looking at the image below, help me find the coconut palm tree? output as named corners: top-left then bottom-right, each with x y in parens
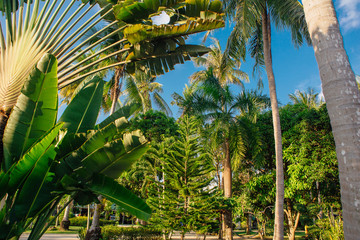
top-left (124, 70), bottom-right (172, 116)
top-left (171, 84), bottom-right (199, 117)
top-left (221, 1), bottom-right (310, 238)
top-left (302, 1), bottom-right (360, 238)
top-left (191, 38), bottom-right (248, 88)
top-left (189, 38), bottom-right (247, 239)
top-left (188, 69), bottom-right (268, 239)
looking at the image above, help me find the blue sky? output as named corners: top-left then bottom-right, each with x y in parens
top-left (153, 0), bottom-right (360, 118)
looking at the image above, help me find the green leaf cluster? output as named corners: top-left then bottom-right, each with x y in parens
top-left (146, 116), bottom-right (218, 237)
top-left (0, 54), bottom-right (150, 240)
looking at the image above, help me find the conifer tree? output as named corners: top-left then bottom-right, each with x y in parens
top-left (147, 116), bottom-right (217, 239)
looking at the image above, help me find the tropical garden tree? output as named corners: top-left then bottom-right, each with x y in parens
top-left (125, 70), bottom-right (172, 116)
top-left (190, 38), bottom-right (248, 87)
top-left (171, 84), bottom-right (200, 117)
top-left (281, 101), bottom-right (339, 240)
top-left (222, 0), bottom-right (310, 237)
top-left (147, 116), bottom-right (216, 239)
top-left (185, 68), bottom-right (269, 239)
top-left (302, 2), bottom-right (360, 238)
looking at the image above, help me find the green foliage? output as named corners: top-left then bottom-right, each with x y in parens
top-left (3, 54), bottom-right (58, 171)
top-left (0, 54), bottom-right (150, 240)
top-left (308, 214), bottom-right (344, 240)
top-left (130, 110), bottom-right (179, 142)
top-left (283, 104), bottom-right (339, 204)
top-left (114, 0), bottom-right (225, 77)
top-left (101, 226), bottom-right (162, 240)
top-left (68, 217), bottom-right (116, 227)
top-left (146, 116), bottom-right (217, 237)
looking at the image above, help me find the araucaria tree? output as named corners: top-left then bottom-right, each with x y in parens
top-left (222, 0), bottom-right (310, 238)
top-left (302, 0), bottom-right (360, 238)
top-left (147, 116), bottom-right (216, 239)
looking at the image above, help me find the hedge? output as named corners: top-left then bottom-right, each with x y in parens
top-left (69, 216), bottom-right (117, 227)
top-left (101, 226), bottom-right (162, 240)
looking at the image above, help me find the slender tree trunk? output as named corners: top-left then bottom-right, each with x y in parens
top-left (60, 198), bottom-right (73, 231)
top-left (246, 213), bottom-right (252, 234)
top-left (302, 1), bottom-right (360, 239)
top-left (86, 71), bottom-right (123, 239)
top-left (223, 138), bottom-right (233, 240)
top-left (55, 204), bottom-right (60, 227)
top-left (110, 66), bottom-right (124, 114)
top-left (85, 202), bottom-right (103, 240)
top-left (284, 202), bottom-right (300, 240)
top-left (261, 7), bottom-right (284, 240)
top-left (87, 204), bottom-right (91, 230)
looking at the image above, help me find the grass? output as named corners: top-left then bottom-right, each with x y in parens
top-left (25, 226), bottom-right (83, 234)
top-left (235, 229), bottom-right (307, 239)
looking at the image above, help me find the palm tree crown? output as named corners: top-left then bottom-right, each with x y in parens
top-left (124, 70), bottom-right (172, 116)
top-left (190, 38), bottom-right (248, 88)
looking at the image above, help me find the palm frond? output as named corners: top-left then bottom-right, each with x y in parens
top-left (153, 92), bottom-right (172, 117)
top-left (267, 0), bottom-right (311, 47)
top-left (0, 0), bottom-right (118, 111)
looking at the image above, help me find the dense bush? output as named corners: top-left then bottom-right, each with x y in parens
top-left (101, 226), bottom-right (162, 240)
top-left (69, 217), bottom-right (117, 227)
top-left (307, 215), bottom-right (344, 240)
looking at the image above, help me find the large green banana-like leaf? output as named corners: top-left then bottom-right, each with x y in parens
top-left (113, 0), bottom-right (182, 24)
top-left (59, 76), bottom-right (104, 134)
top-left (82, 134), bottom-right (148, 179)
top-left (113, 0), bottom-right (222, 24)
top-left (128, 44), bottom-right (211, 75)
top-left (56, 118), bottom-right (131, 178)
top-left (178, 0), bottom-right (222, 19)
top-left (88, 174), bottom-right (151, 220)
top-left (124, 18), bottom-right (224, 44)
top-left (54, 131), bottom-right (89, 161)
top-left (0, 123), bottom-right (63, 199)
top-left (0, 171), bottom-right (8, 199)
top-left (74, 131), bottom-right (148, 180)
top-left (3, 54), bottom-right (58, 171)
top-left (96, 102), bottom-right (141, 130)
top-left (10, 146), bottom-right (57, 222)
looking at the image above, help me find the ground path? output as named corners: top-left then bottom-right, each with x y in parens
top-left (20, 231), bottom-right (259, 240)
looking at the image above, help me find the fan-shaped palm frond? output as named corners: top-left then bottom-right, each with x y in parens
top-left (0, 0), bottom-right (125, 111)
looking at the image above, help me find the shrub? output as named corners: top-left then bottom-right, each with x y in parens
top-left (78, 227), bottom-right (87, 240)
top-left (101, 226), bottom-right (162, 240)
top-left (307, 215), bottom-right (344, 240)
top-left (69, 217), bottom-right (117, 227)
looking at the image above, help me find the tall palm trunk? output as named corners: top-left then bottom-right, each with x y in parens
top-left (302, 1), bottom-right (360, 238)
top-left (60, 198), bottom-right (73, 230)
top-left (261, 7), bottom-right (284, 240)
top-left (85, 202), bottom-right (103, 240)
top-left (110, 66), bottom-right (124, 113)
top-left (223, 138), bottom-right (233, 240)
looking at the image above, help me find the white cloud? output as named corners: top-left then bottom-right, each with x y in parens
top-left (151, 11), bottom-right (170, 26)
top-left (337, 0), bottom-right (360, 31)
